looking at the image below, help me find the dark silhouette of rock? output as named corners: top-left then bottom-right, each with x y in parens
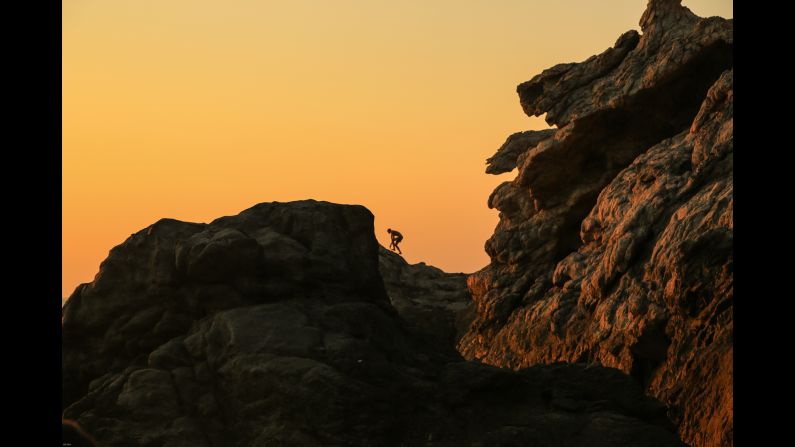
top-left (63, 200), bottom-right (684, 446)
top-left (461, 1), bottom-right (732, 446)
top-left (378, 246), bottom-right (473, 356)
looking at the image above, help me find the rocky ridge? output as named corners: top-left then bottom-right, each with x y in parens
top-left (378, 246), bottom-right (474, 356)
top-left (460, 1), bottom-right (732, 446)
top-left (62, 200), bottom-right (685, 447)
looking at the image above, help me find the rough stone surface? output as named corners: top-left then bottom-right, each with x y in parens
top-left (378, 246), bottom-right (473, 356)
top-left (486, 129), bottom-right (557, 175)
top-left (63, 200), bottom-right (684, 447)
top-left (463, 2), bottom-right (732, 446)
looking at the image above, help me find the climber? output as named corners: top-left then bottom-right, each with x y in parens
top-left (387, 228), bottom-right (403, 254)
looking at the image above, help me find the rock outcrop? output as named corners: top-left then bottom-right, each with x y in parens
top-left (63, 200), bottom-right (685, 446)
top-left (460, 1), bottom-right (732, 446)
top-left (378, 246), bottom-right (473, 356)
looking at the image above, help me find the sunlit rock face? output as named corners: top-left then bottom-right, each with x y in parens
top-left (63, 200), bottom-right (686, 447)
top-left (461, 1), bottom-right (732, 446)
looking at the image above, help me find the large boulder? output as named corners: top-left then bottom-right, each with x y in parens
top-left (63, 200), bottom-right (684, 446)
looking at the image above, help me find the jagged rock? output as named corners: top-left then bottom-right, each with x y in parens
top-left (517, 1), bottom-right (731, 128)
top-left (63, 200), bottom-right (684, 446)
top-left (486, 129), bottom-right (556, 175)
top-left (378, 246), bottom-right (473, 356)
top-left (463, 2), bottom-right (732, 446)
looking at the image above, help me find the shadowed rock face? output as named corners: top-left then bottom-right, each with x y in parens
top-left (63, 200), bottom-right (684, 447)
top-left (462, 1), bottom-right (732, 446)
top-left (378, 246), bottom-right (474, 357)
top-left (486, 129), bottom-right (557, 175)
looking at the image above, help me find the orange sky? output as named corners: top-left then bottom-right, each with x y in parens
top-left (62, 0), bottom-right (733, 298)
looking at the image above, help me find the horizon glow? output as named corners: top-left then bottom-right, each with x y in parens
top-left (62, 0), bottom-right (733, 298)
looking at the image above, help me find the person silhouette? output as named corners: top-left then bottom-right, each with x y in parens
top-left (387, 228), bottom-right (403, 254)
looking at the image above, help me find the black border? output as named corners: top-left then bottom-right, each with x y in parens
top-left (12, 0), bottom-right (62, 444)
top-left (41, 1), bottom-right (761, 445)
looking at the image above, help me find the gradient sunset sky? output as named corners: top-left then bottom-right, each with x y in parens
top-left (63, 0), bottom-right (733, 298)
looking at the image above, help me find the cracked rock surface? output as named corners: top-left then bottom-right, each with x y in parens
top-left (461, 1), bottom-right (732, 446)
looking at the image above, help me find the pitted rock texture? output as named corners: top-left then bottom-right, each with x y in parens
top-left (63, 200), bottom-right (684, 447)
top-left (461, 2), bottom-right (732, 446)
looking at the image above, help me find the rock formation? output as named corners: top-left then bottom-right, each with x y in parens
top-left (378, 246), bottom-right (473, 356)
top-left (461, 1), bottom-right (732, 446)
top-left (63, 200), bottom-right (685, 446)
top-left (62, 1), bottom-right (733, 445)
